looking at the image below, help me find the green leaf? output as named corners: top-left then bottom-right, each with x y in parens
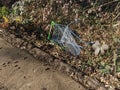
top-left (51, 21), bottom-right (55, 27)
top-left (0, 6), bottom-right (8, 17)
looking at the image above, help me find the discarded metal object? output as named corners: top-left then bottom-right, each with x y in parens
top-left (48, 20), bottom-right (93, 56)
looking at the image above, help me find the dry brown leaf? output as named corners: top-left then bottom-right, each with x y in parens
top-left (101, 44), bottom-right (109, 51)
top-left (92, 40), bottom-right (100, 50)
top-left (92, 41), bottom-right (109, 56)
top-left (95, 47), bottom-right (100, 56)
top-left (100, 47), bottom-right (105, 55)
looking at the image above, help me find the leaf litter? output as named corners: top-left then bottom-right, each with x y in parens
top-left (0, 0), bottom-right (120, 89)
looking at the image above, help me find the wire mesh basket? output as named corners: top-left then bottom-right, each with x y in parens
top-left (52, 23), bottom-right (81, 55)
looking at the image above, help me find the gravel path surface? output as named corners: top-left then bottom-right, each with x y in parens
top-left (0, 37), bottom-right (86, 90)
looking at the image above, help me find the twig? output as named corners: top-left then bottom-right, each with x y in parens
top-left (100, 0), bottom-right (119, 8)
top-left (113, 12), bottom-right (120, 21)
top-left (114, 1), bottom-right (120, 12)
top-left (85, 0), bottom-right (119, 12)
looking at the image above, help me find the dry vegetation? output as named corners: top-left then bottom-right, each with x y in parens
top-left (0, 0), bottom-right (120, 89)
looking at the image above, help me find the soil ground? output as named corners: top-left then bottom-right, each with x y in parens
top-left (0, 36), bottom-right (86, 90)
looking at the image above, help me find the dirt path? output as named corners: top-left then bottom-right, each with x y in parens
top-left (0, 36), bottom-right (86, 90)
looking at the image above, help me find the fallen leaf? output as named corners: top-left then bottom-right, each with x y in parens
top-left (100, 47), bottom-right (105, 55)
top-left (101, 44), bottom-right (109, 50)
top-left (95, 47), bottom-right (100, 56)
top-left (92, 40), bottom-right (100, 50)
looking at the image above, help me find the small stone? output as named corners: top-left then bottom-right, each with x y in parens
top-left (23, 57), bottom-right (27, 60)
top-left (23, 76), bottom-right (26, 79)
top-left (18, 67), bottom-right (21, 69)
top-left (97, 86), bottom-right (107, 90)
top-left (16, 38), bottom-right (24, 47)
top-left (7, 61), bottom-right (11, 64)
top-left (14, 61), bottom-right (19, 63)
top-left (41, 87), bottom-right (47, 90)
top-left (14, 65), bottom-right (18, 67)
top-left (20, 46), bottom-right (26, 50)
top-left (26, 44), bottom-right (33, 50)
top-left (9, 34), bottom-right (15, 39)
top-left (45, 67), bottom-right (50, 71)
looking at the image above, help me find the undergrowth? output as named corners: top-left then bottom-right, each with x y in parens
top-left (0, 0), bottom-right (120, 89)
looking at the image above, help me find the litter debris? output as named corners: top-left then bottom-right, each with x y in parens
top-left (48, 20), bottom-right (93, 56)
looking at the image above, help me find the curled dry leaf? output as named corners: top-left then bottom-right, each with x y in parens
top-left (95, 47), bottom-right (100, 56)
top-left (101, 43), bottom-right (109, 50)
top-left (92, 41), bottom-right (109, 56)
top-left (100, 47), bottom-right (105, 55)
top-left (92, 40), bottom-right (100, 50)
